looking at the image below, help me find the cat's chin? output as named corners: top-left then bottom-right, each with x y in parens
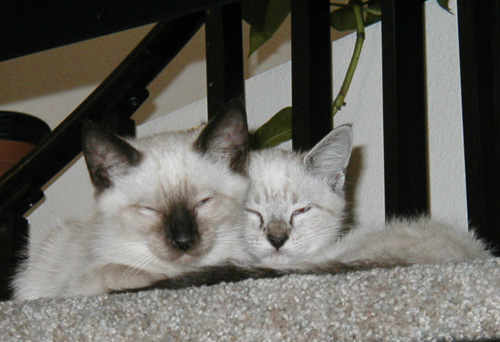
top-left (153, 244), bottom-right (211, 265)
top-left (168, 253), bottom-right (200, 265)
top-left (140, 253), bottom-right (206, 275)
top-left (258, 251), bottom-right (298, 267)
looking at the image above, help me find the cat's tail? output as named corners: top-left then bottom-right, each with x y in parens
top-left (118, 259), bottom-right (407, 293)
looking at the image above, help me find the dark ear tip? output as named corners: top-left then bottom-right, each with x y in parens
top-left (81, 122), bottom-right (105, 155)
top-left (229, 98), bottom-right (246, 112)
top-left (81, 121), bottom-right (105, 141)
top-left (218, 98), bottom-right (247, 119)
top-left (82, 120), bottom-right (99, 131)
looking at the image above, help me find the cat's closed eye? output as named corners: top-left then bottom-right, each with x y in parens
top-left (246, 209), bottom-right (264, 229)
top-left (290, 206), bottom-right (311, 225)
top-left (137, 206), bottom-right (161, 216)
top-left (194, 197), bottom-right (212, 210)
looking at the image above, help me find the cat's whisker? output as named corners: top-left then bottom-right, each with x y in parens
top-left (214, 235), bottom-right (244, 241)
top-left (92, 242), bottom-right (149, 253)
top-left (309, 231), bottom-right (340, 239)
top-left (216, 226), bottom-right (247, 233)
top-left (304, 233), bottom-right (339, 245)
top-left (216, 225), bottom-right (248, 233)
top-left (214, 232), bottom-right (238, 237)
top-left (107, 248), bottom-right (153, 276)
top-left (120, 252), bottom-right (158, 280)
top-left (213, 238), bottom-right (245, 245)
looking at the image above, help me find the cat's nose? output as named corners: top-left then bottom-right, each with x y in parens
top-left (165, 201), bottom-right (199, 252)
top-left (172, 236), bottom-right (196, 251)
top-left (267, 234), bottom-right (289, 250)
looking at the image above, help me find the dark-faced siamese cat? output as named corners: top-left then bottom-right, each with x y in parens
top-left (13, 102), bottom-right (254, 300)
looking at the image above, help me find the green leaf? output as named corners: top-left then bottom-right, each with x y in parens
top-left (243, 0), bottom-right (291, 56)
top-left (248, 26), bottom-right (270, 57)
top-left (436, 0), bottom-right (452, 14)
top-left (251, 106), bottom-right (292, 149)
top-left (365, 13), bottom-right (381, 27)
top-left (364, 0), bottom-right (382, 27)
top-left (330, 7), bottom-right (357, 31)
top-left (423, 0), bottom-right (452, 14)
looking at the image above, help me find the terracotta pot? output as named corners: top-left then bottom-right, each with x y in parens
top-left (0, 111), bottom-right (51, 176)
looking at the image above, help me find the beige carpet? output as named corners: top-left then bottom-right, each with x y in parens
top-left (1, 258), bottom-right (500, 342)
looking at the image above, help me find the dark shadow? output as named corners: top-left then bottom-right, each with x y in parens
top-left (132, 27), bottom-right (207, 124)
top-left (242, 17), bottom-right (291, 79)
top-left (0, 26), bottom-right (152, 105)
top-left (343, 145), bottom-right (364, 228)
top-left (242, 15), bottom-right (351, 79)
top-left (1, 18), bottom-right (350, 126)
top-left (0, 23), bottom-right (207, 125)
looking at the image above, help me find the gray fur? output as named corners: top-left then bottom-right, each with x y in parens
top-left (244, 125), bottom-right (493, 269)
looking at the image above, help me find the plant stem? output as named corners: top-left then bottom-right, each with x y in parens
top-left (330, 2), bottom-right (350, 8)
top-left (364, 8), bottom-right (381, 16)
top-left (332, 2), bottom-right (365, 116)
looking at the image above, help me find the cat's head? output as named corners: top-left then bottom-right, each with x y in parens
top-left (82, 101), bottom-right (251, 274)
top-left (244, 125), bottom-right (353, 266)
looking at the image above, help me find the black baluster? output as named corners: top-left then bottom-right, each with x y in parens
top-left (381, 0), bottom-right (428, 218)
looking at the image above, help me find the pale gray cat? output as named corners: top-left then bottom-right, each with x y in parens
top-left (13, 103), bottom-right (254, 300)
top-left (244, 125), bottom-right (492, 268)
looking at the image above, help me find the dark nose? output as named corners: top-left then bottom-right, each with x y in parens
top-left (267, 234), bottom-right (289, 250)
top-left (172, 236), bottom-right (196, 251)
top-left (165, 202), bottom-right (198, 252)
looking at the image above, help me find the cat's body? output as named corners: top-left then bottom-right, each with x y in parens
top-left (132, 125), bottom-right (492, 293)
top-left (329, 217), bottom-right (491, 264)
top-left (243, 126), bottom-right (492, 269)
top-left (150, 215), bottom-right (491, 291)
top-left (13, 103), bottom-right (254, 300)
top-left (15, 114), bottom-right (493, 299)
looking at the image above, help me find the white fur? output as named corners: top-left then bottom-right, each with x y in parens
top-left (244, 127), bottom-right (352, 267)
top-left (13, 129), bottom-right (252, 300)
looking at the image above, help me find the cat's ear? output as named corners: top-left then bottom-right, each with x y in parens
top-left (194, 100), bottom-right (249, 173)
top-left (82, 122), bottom-right (142, 191)
top-left (303, 125), bottom-right (353, 193)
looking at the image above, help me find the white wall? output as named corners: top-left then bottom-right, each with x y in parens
top-left (1, 1), bottom-right (467, 243)
top-left (425, 1), bottom-right (467, 223)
